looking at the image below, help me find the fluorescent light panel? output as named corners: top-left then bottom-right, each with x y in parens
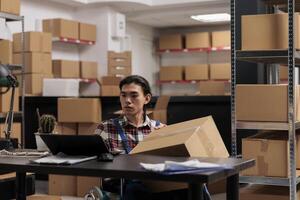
top-left (191, 13), bottom-right (230, 22)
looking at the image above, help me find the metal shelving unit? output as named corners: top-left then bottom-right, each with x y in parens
top-left (157, 46), bottom-right (230, 54)
top-left (52, 37), bottom-right (95, 45)
top-left (231, 0), bottom-right (298, 199)
top-left (0, 12), bottom-right (25, 148)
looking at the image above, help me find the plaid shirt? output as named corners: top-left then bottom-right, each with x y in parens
top-left (95, 116), bottom-right (159, 153)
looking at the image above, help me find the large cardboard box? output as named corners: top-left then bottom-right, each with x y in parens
top-left (43, 78), bottom-right (79, 97)
top-left (13, 32), bottom-right (41, 53)
top-left (79, 23), bottom-right (96, 42)
top-left (148, 96), bottom-right (170, 124)
top-left (242, 13), bottom-right (300, 50)
top-left (48, 175), bottom-right (77, 196)
top-left (101, 85), bottom-right (120, 96)
top-left (108, 51), bottom-right (131, 60)
top-left (0, 123), bottom-right (21, 143)
top-left (210, 63), bottom-right (231, 80)
top-left (185, 32), bottom-right (211, 49)
top-left (159, 34), bottom-right (183, 50)
top-left (240, 185), bottom-right (300, 200)
top-left (13, 52), bottom-right (43, 73)
top-left (280, 66), bottom-right (288, 80)
top-left (53, 60), bottom-right (80, 78)
top-left (108, 58), bottom-right (131, 68)
top-left (25, 74), bottom-right (53, 95)
top-left (55, 123), bottom-right (77, 135)
top-left (43, 18), bottom-right (79, 39)
top-left (58, 98), bottom-right (101, 123)
top-left (0, 40), bottom-right (12, 64)
top-left (101, 76), bottom-right (122, 85)
top-left (242, 131), bottom-right (300, 177)
top-left (185, 64), bottom-right (209, 80)
top-left (77, 176), bottom-right (101, 197)
top-left (236, 84), bottom-right (300, 122)
top-left (0, 0), bottom-right (20, 15)
top-left (160, 66), bottom-right (183, 81)
top-left (199, 81), bottom-right (227, 95)
top-left (0, 87), bottom-right (19, 112)
top-left (41, 32), bottom-right (52, 53)
top-left (212, 31), bottom-right (230, 47)
top-left (78, 123), bottom-right (98, 135)
top-left (80, 61), bottom-right (98, 79)
top-left (108, 66), bottom-right (131, 77)
top-left (41, 53), bottom-right (52, 74)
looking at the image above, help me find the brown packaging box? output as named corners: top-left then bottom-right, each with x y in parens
top-left (79, 23), bottom-right (96, 42)
top-left (236, 84), bottom-right (300, 122)
top-left (0, 40), bottom-right (12, 64)
top-left (185, 64), bottom-right (209, 80)
top-left (13, 52), bottom-right (43, 73)
top-left (41, 32), bottom-right (52, 53)
top-left (48, 175), bottom-right (77, 196)
top-left (212, 31), bottom-right (230, 47)
top-left (24, 74), bottom-right (43, 95)
top-left (0, 123), bottom-right (21, 143)
top-left (41, 53), bottom-right (52, 74)
top-left (131, 116), bottom-right (229, 192)
top-left (43, 18), bottom-right (79, 39)
top-left (108, 51), bottom-right (131, 60)
top-left (242, 131), bottom-right (300, 177)
top-left (280, 66), bottom-right (288, 80)
top-left (185, 32), bottom-right (211, 49)
top-left (58, 98), bottom-right (101, 123)
top-left (210, 63), bottom-right (231, 80)
top-left (199, 81), bottom-right (227, 95)
top-left (0, 0), bottom-right (20, 15)
top-left (53, 60), bottom-right (80, 78)
top-left (101, 85), bottom-right (120, 96)
top-left (77, 176), bottom-right (101, 197)
top-left (160, 66), bottom-right (183, 81)
top-left (242, 13), bottom-right (300, 50)
top-left (78, 123), bottom-right (98, 135)
top-left (148, 96), bottom-right (170, 124)
top-left (55, 123), bottom-right (77, 135)
top-left (240, 185), bottom-right (300, 200)
top-left (80, 61), bottom-right (98, 79)
top-left (159, 34), bottom-right (183, 50)
top-left (0, 87), bottom-right (19, 112)
top-left (101, 76), bottom-right (122, 85)
top-left (13, 32), bottom-right (52, 53)
top-left (108, 58), bottom-right (131, 68)
top-left (108, 66), bottom-right (131, 77)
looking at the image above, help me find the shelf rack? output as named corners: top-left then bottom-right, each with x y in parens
top-left (231, 0), bottom-right (298, 199)
top-left (157, 46), bottom-right (230, 54)
top-left (0, 12), bottom-right (25, 147)
top-left (52, 37), bottom-right (95, 45)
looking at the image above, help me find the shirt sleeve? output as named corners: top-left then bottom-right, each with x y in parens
top-left (94, 122), bottom-right (112, 151)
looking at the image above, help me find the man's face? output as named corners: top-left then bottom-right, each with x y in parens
top-left (120, 83), bottom-right (151, 116)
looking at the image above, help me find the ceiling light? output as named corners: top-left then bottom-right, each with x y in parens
top-left (191, 13), bottom-right (230, 23)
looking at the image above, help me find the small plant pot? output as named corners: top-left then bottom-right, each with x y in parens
top-left (34, 132), bottom-right (49, 151)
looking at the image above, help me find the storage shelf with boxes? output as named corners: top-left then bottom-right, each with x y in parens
top-left (52, 37), bottom-right (95, 45)
top-left (157, 46), bottom-right (230, 54)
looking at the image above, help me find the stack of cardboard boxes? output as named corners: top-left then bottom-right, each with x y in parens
top-left (0, 0), bottom-right (20, 16)
top-left (12, 31), bottom-right (52, 96)
top-left (49, 98), bottom-right (101, 197)
top-left (101, 76), bottom-right (122, 96)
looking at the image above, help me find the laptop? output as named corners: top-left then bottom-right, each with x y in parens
top-left (39, 134), bottom-right (109, 156)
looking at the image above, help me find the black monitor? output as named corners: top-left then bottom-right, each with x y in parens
top-left (39, 134), bottom-right (109, 156)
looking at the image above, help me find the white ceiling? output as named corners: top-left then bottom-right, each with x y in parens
top-left (47, 0), bottom-right (230, 27)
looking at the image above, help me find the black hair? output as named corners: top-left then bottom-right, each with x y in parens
top-left (119, 75), bottom-right (152, 96)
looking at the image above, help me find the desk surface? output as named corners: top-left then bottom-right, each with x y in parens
top-left (0, 154), bottom-right (254, 184)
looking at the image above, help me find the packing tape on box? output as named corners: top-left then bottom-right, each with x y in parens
top-left (257, 156), bottom-right (268, 176)
top-left (260, 140), bottom-right (269, 152)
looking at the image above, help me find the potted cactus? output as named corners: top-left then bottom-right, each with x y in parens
top-left (35, 108), bottom-right (57, 151)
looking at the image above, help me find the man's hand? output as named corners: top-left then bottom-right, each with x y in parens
top-left (154, 123), bottom-right (167, 130)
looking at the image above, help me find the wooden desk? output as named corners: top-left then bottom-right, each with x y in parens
top-left (0, 154), bottom-right (254, 200)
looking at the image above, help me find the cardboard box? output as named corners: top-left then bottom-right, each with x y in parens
top-left (210, 63), bottom-right (231, 80)
top-left (185, 32), bottom-right (211, 49)
top-left (131, 116), bottom-right (229, 192)
top-left (25, 74), bottom-right (43, 95)
top-left (280, 66), bottom-right (288, 80)
top-left (48, 175), bottom-right (77, 196)
top-left (240, 185), bottom-right (300, 200)
top-left (80, 81), bottom-right (100, 96)
top-left (53, 60), bottom-right (80, 78)
top-left (78, 123), bottom-right (98, 135)
top-left (41, 53), bottom-right (52, 74)
top-left (101, 85), bottom-right (120, 96)
top-left (108, 51), bottom-right (131, 60)
top-left (41, 32), bottom-right (52, 53)
top-left (242, 131), bottom-right (300, 177)
top-left (242, 13), bottom-right (300, 50)
top-left (43, 78), bottom-right (79, 97)
top-left (0, 87), bottom-right (19, 112)
top-left (108, 58), bottom-right (131, 68)
top-left (80, 61), bottom-right (98, 79)
top-left (0, 40), bottom-right (12, 64)
top-left (27, 195), bottom-right (62, 200)
top-left (108, 66), bottom-right (131, 77)
top-left (159, 34), bottom-right (182, 50)
top-left (236, 84), bottom-right (300, 122)
top-left (0, 123), bottom-right (21, 143)
top-left (13, 52), bottom-right (43, 73)
top-left (55, 123), bottom-right (77, 135)
top-left (58, 98), bottom-right (101, 123)
top-left (43, 18), bottom-right (79, 39)
top-left (77, 176), bottom-right (101, 197)
top-left (79, 23), bottom-right (96, 42)
top-left (101, 76), bottom-right (122, 85)
top-left (212, 31), bottom-right (230, 47)
top-left (160, 66), bottom-right (183, 81)
top-left (0, 0), bottom-right (20, 15)
top-left (185, 64), bottom-right (209, 80)
top-left (199, 81), bottom-right (227, 95)
top-left (148, 96), bottom-right (170, 124)
top-left (13, 32), bottom-right (41, 53)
